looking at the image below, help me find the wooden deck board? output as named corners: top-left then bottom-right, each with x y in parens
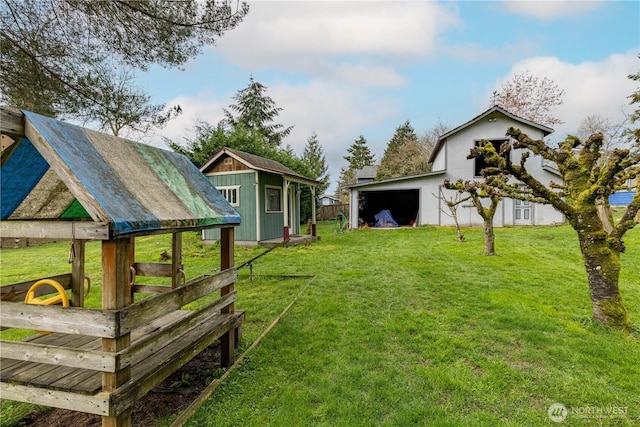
top-left (6, 335), bottom-right (98, 389)
top-left (1, 310), bottom-right (242, 398)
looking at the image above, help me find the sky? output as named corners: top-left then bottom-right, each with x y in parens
top-left (139, 0), bottom-right (639, 193)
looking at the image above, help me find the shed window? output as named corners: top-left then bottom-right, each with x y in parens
top-left (474, 139), bottom-right (508, 177)
top-left (266, 186), bottom-right (282, 212)
top-left (219, 186), bottom-right (240, 207)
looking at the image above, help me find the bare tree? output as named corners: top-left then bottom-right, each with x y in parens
top-left (492, 69), bottom-right (565, 126)
top-left (437, 187), bottom-right (468, 243)
top-left (578, 113), bottom-right (629, 153)
top-left (444, 175), bottom-right (506, 256)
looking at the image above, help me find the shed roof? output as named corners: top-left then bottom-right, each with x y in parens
top-left (201, 147), bottom-right (321, 186)
top-left (1, 110), bottom-right (241, 239)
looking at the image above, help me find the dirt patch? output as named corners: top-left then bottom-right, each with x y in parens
top-left (17, 343), bottom-right (222, 427)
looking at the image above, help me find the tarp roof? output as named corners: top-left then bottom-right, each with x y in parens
top-left (1, 110), bottom-right (241, 239)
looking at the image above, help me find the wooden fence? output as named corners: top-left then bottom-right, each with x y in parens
top-left (318, 204), bottom-right (349, 221)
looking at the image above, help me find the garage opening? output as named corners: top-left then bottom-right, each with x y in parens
top-left (358, 189), bottom-right (419, 227)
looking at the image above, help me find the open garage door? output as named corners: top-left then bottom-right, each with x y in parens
top-left (358, 189), bottom-right (419, 227)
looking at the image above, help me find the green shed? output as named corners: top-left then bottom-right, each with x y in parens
top-left (200, 147), bottom-right (321, 246)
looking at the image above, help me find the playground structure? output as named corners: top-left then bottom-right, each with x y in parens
top-left (0, 107), bottom-right (244, 426)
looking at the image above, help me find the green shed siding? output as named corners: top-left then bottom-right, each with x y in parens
top-left (259, 173), bottom-right (285, 240)
top-left (203, 170), bottom-right (303, 244)
top-left (204, 171), bottom-right (257, 242)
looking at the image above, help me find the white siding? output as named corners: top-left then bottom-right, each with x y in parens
top-left (348, 109), bottom-right (566, 228)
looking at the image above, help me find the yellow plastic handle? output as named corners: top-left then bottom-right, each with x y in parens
top-left (25, 279), bottom-right (70, 307)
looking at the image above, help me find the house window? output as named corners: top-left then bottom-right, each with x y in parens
top-left (218, 186), bottom-right (240, 207)
top-left (474, 139), bottom-right (509, 177)
top-left (265, 186), bottom-right (282, 212)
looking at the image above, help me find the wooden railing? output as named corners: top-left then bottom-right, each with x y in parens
top-left (0, 268), bottom-right (242, 417)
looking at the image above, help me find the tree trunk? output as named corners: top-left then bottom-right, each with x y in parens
top-left (577, 232), bottom-right (631, 331)
top-left (483, 218), bottom-right (495, 256)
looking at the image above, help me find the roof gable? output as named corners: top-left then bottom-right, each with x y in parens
top-left (1, 110), bottom-right (241, 238)
top-left (428, 106), bottom-right (554, 164)
top-left (201, 147), bottom-right (321, 186)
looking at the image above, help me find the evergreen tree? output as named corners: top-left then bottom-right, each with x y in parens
top-left (168, 121), bottom-right (272, 168)
top-left (377, 120), bottom-right (419, 180)
top-left (383, 120), bottom-right (418, 157)
top-left (1, 0), bottom-right (248, 127)
top-left (223, 76), bottom-right (293, 146)
top-left (299, 132), bottom-right (330, 223)
top-left (336, 167), bottom-right (356, 203)
top-left (377, 120), bottom-right (446, 180)
top-left (625, 61), bottom-right (640, 145)
top-left (343, 135), bottom-right (375, 170)
top-left (302, 132), bottom-right (330, 194)
top-left (336, 135), bottom-right (375, 202)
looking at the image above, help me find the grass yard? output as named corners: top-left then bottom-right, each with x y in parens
top-left (1, 222), bottom-right (639, 426)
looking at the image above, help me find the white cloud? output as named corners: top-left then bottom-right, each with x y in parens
top-left (489, 51), bottom-right (638, 143)
top-left (217, 1), bottom-right (460, 79)
top-left (502, 0), bottom-right (604, 21)
top-left (446, 37), bottom-right (540, 64)
top-left (328, 63), bottom-right (406, 87)
top-left (271, 79), bottom-right (397, 185)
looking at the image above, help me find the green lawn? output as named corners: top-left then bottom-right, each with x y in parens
top-left (1, 223), bottom-right (639, 426)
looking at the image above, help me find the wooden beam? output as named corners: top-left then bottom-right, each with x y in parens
top-left (220, 227), bottom-right (235, 367)
top-left (0, 302), bottom-right (118, 337)
top-left (0, 220), bottom-right (110, 240)
top-left (0, 340), bottom-right (117, 372)
top-left (101, 239), bottom-right (132, 427)
top-left (0, 383), bottom-right (110, 416)
top-left (171, 232), bottom-right (183, 288)
top-left (132, 263), bottom-right (172, 277)
top-left (1, 273), bottom-right (72, 302)
top-left (0, 106), bottom-right (25, 139)
top-left (71, 239), bottom-right (86, 307)
top-left (120, 292), bottom-right (236, 370)
top-left (117, 269), bottom-right (236, 335)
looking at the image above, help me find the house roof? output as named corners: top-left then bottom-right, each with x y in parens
top-left (201, 147), bottom-right (321, 186)
top-left (347, 170), bottom-right (446, 189)
top-left (1, 110), bottom-right (241, 239)
top-left (428, 105), bottom-right (554, 164)
top-left (355, 165), bottom-right (378, 180)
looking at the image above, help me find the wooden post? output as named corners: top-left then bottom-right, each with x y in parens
top-left (171, 232), bottom-right (183, 288)
top-left (101, 238), bottom-right (132, 427)
top-left (71, 239), bottom-right (86, 307)
top-left (128, 237), bottom-right (135, 301)
top-left (220, 227), bottom-right (235, 367)
top-left (310, 186), bottom-right (317, 237)
top-left (283, 179), bottom-right (290, 241)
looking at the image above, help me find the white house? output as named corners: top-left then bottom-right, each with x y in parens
top-left (348, 106), bottom-right (566, 228)
top-left (319, 194), bottom-right (342, 206)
